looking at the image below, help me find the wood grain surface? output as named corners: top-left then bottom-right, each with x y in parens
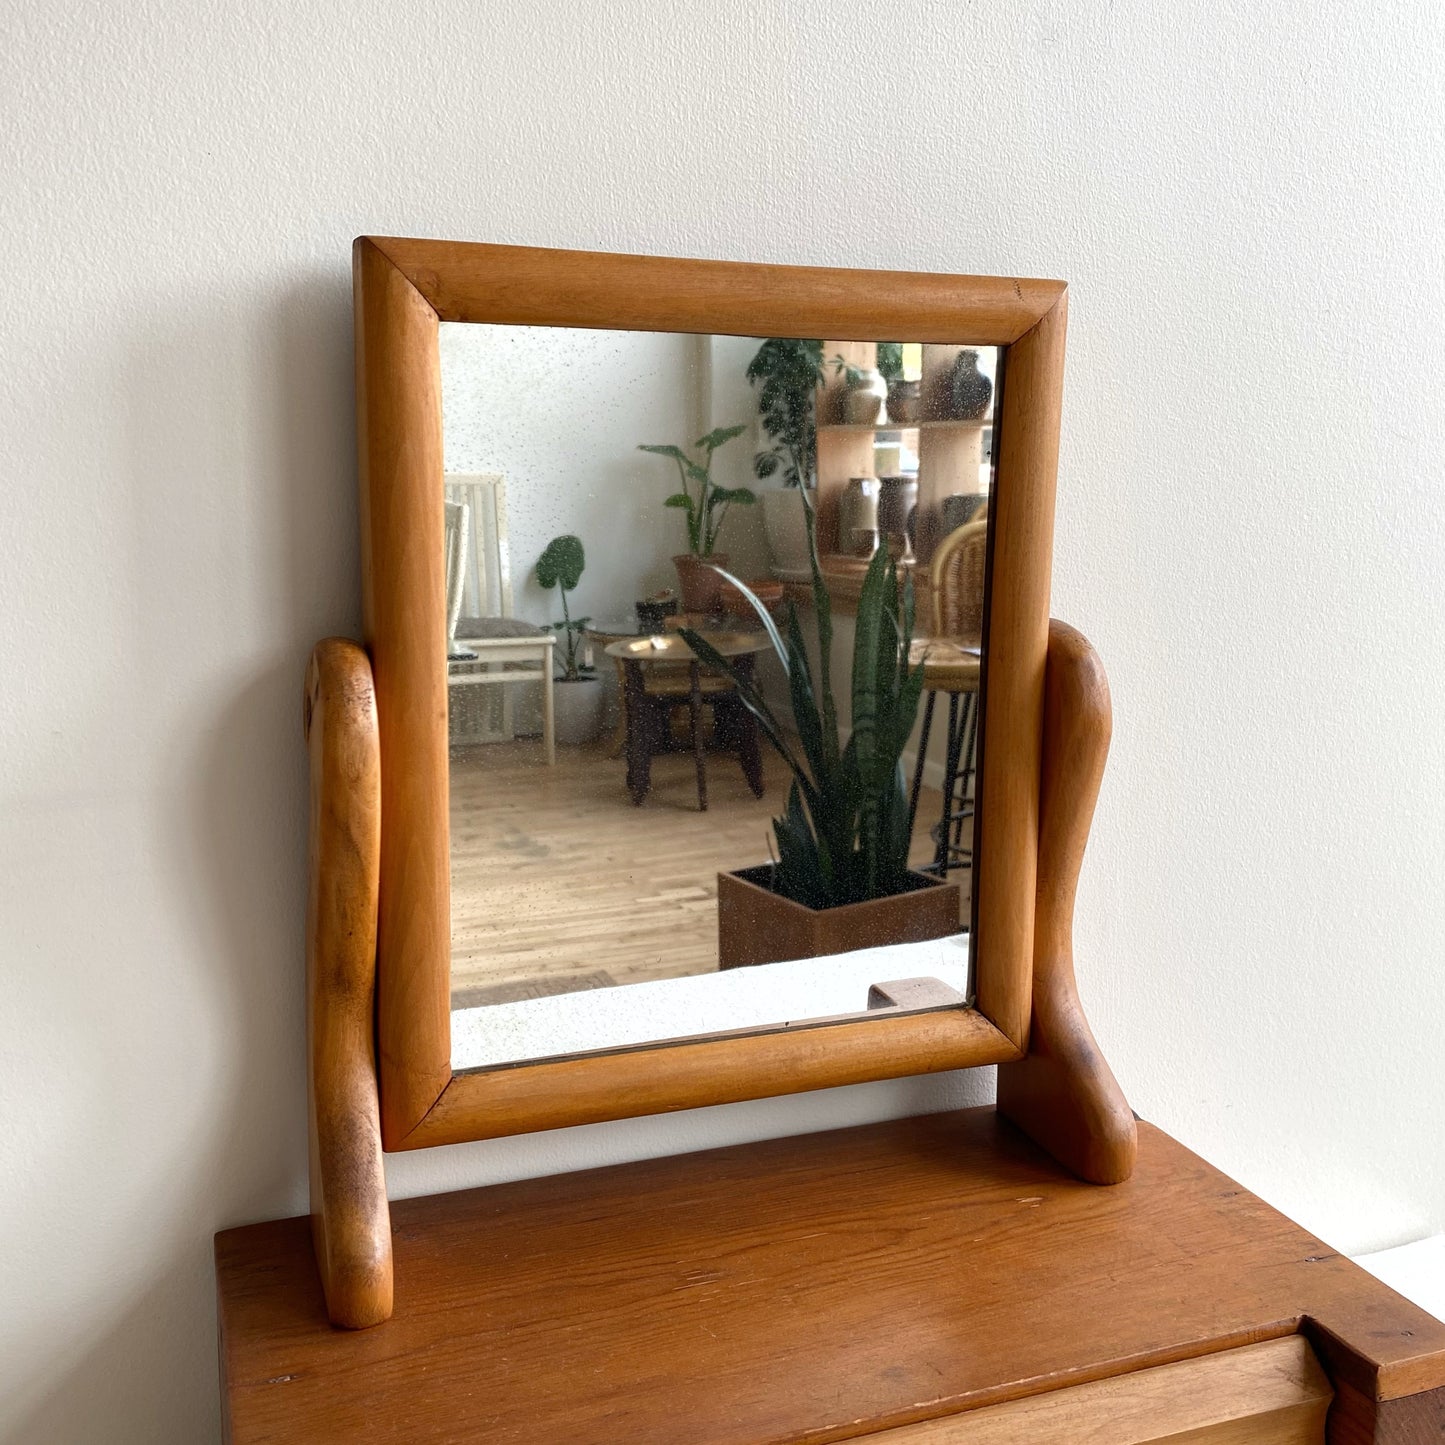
top-left (367, 237), bottom-right (1063, 344)
top-left (404, 1004), bottom-right (1018, 1149)
top-left (863, 1336), bottom-right (1331, 1443)
top-left (971, 294), bottom-right (1066, 1051)
top-left (354, 238), bottom-right (453, 1144)
top-left (216, 1109), bottom-right (1445, 1444)
top-left (996, 620), bottom-right (1138, 1183)
top-left (303, 639), bottom-right (391, 1327)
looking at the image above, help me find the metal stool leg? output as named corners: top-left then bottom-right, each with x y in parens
top-left (932, 692), bottom-right (963, 874)
top-left (948, 692), bottom-right (980, 865)
top-left (908, 691), bottom-right (937, 837)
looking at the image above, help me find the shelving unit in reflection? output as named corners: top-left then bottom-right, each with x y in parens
top-left (813, 340), bottom-right (994, 583)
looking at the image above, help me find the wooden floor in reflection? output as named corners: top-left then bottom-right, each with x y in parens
top-left (448, 738), bottom-right (963, 1008)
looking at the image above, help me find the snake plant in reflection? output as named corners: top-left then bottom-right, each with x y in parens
top-left (681, 492), bottom-right (925, 910)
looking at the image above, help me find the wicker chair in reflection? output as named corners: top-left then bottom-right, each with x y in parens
top-left (907, 509), bottom-right (988, 877)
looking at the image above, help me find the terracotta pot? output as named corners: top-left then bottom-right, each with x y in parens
top-left (876, 475), bottom-right (919, 563)
top-left (716, 865), bottom-right (961, 970)
top-left (672, 553), bottom-right (728, 614)
top-left (718, 576), bottom-right (785, 622)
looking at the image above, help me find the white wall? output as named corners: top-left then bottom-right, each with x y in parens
top-left (440, 323), bottom-right (730, 624)
top-left (1, 2), bottom-right (1442, 1440)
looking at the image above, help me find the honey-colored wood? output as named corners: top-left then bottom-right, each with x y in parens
top-left (864, 1337), bottom-right (1331, 1443)
top-left (997, 619), bottom-right (1138, 1183)
top-left (971, 293), bottom-right (1067, 1051)
top-left (302, 639), bottom-right (391, 1328)
top-left (369, 237), bottom-right (1064, 343)
top-left (404, 1006), bottom-right (1019, 1148)
top-left (354, 238), bottom-right (453, 1145)
top-left (216, 1109), bottom-right (1445, 1444)
top-left (354, 238), bottom-right (1067, 1148)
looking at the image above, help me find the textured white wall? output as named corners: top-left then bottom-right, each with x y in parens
top-left (440, 323), bottom-right (748, 624)
top-left (1, 1), bottom-right (1442, 1440)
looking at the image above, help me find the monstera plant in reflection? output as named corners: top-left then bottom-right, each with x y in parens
top-left (638, 424), bottom-right (754, 615)
top-left (536, 533), bottom-right (602, 747)
top-left (683, 496), bottom-right (962, 969)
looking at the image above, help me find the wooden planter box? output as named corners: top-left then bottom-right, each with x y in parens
top-left (716, 865), bottom-right (962, 970)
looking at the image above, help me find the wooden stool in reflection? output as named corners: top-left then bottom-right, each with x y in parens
top-left (908, 513), bottom-right (988, 876)
top-left (606, 633), bottom-right (769, 811)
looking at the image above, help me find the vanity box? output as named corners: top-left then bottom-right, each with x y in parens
top-left (214, 241), bottom-right (1445, 1443)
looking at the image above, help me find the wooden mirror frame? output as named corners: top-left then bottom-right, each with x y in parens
top-left (354, 237), bottom-right (1067, 1151)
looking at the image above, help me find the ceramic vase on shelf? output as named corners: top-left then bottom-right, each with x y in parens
top-left (876, 476), bottom-right (919, 564)
top-left (672, 552), bottom-right (728, 615)
top-left (839, 477), bottom-right (881, 558)
top-left (841, 367), bottom-right (888, 425)
top-left (950, 350), bottom-right (993, 421)
top-left (885, 379), bottom-right (921, 424)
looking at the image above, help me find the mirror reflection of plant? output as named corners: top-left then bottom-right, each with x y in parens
top-left (876, 343), bottom-right (904, 383)
top-left (638, 425), bottom-right (754, 557)
top-left (746, 339), bottom-right (825, 489)
top-left (682, 495), bottom-right (925, 909)
top-left (835, 345), bottom-right (903, 387)
top-left (536, 534), bottom-right (594, 682)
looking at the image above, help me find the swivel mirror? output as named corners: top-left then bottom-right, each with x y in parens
top-left (353, 239), bottom-right (1065, 1150)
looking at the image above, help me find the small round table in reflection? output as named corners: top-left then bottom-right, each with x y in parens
top-left (583, 620), bottom-right (654, 757)
top-left (604, 632), bottom-right (770, 811)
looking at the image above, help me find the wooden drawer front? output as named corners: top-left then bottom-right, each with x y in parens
top-left (863, 1337), bottom-right (1331, 1444)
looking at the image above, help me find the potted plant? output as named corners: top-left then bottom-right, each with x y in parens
top-left (536, 533), bottom-right (603, 746)
top-left (832, 353), bottom-right (888, 425)
top-left (682, 497), bottom-right (961, 969)
top-left (878, 342), bottom-right (922, 423)
top-left (746, 339), bottom-right (826, 576)
top-left (638, 425), bottom-right (754, 614)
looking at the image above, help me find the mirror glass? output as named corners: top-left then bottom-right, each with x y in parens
top-left (440, 324), bottom-right (1000, 1070)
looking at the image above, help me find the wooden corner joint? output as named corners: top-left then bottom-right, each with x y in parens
top-left (305, 637), bottom-right (392, 1328)
top-left (997, 619), bottom-right (1139, 1185)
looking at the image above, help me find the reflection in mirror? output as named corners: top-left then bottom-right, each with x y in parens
top-left (439, 325), bottom-right (999, 1070)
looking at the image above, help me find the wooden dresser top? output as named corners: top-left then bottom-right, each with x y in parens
top-left (215, 1108), bottom-right (1445, 1444)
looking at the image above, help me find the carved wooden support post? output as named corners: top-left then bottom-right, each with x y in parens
top-left (304, 638), bottom-right (392, 1327)
top-left (997, 620), bottom-right (1138, 1184)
